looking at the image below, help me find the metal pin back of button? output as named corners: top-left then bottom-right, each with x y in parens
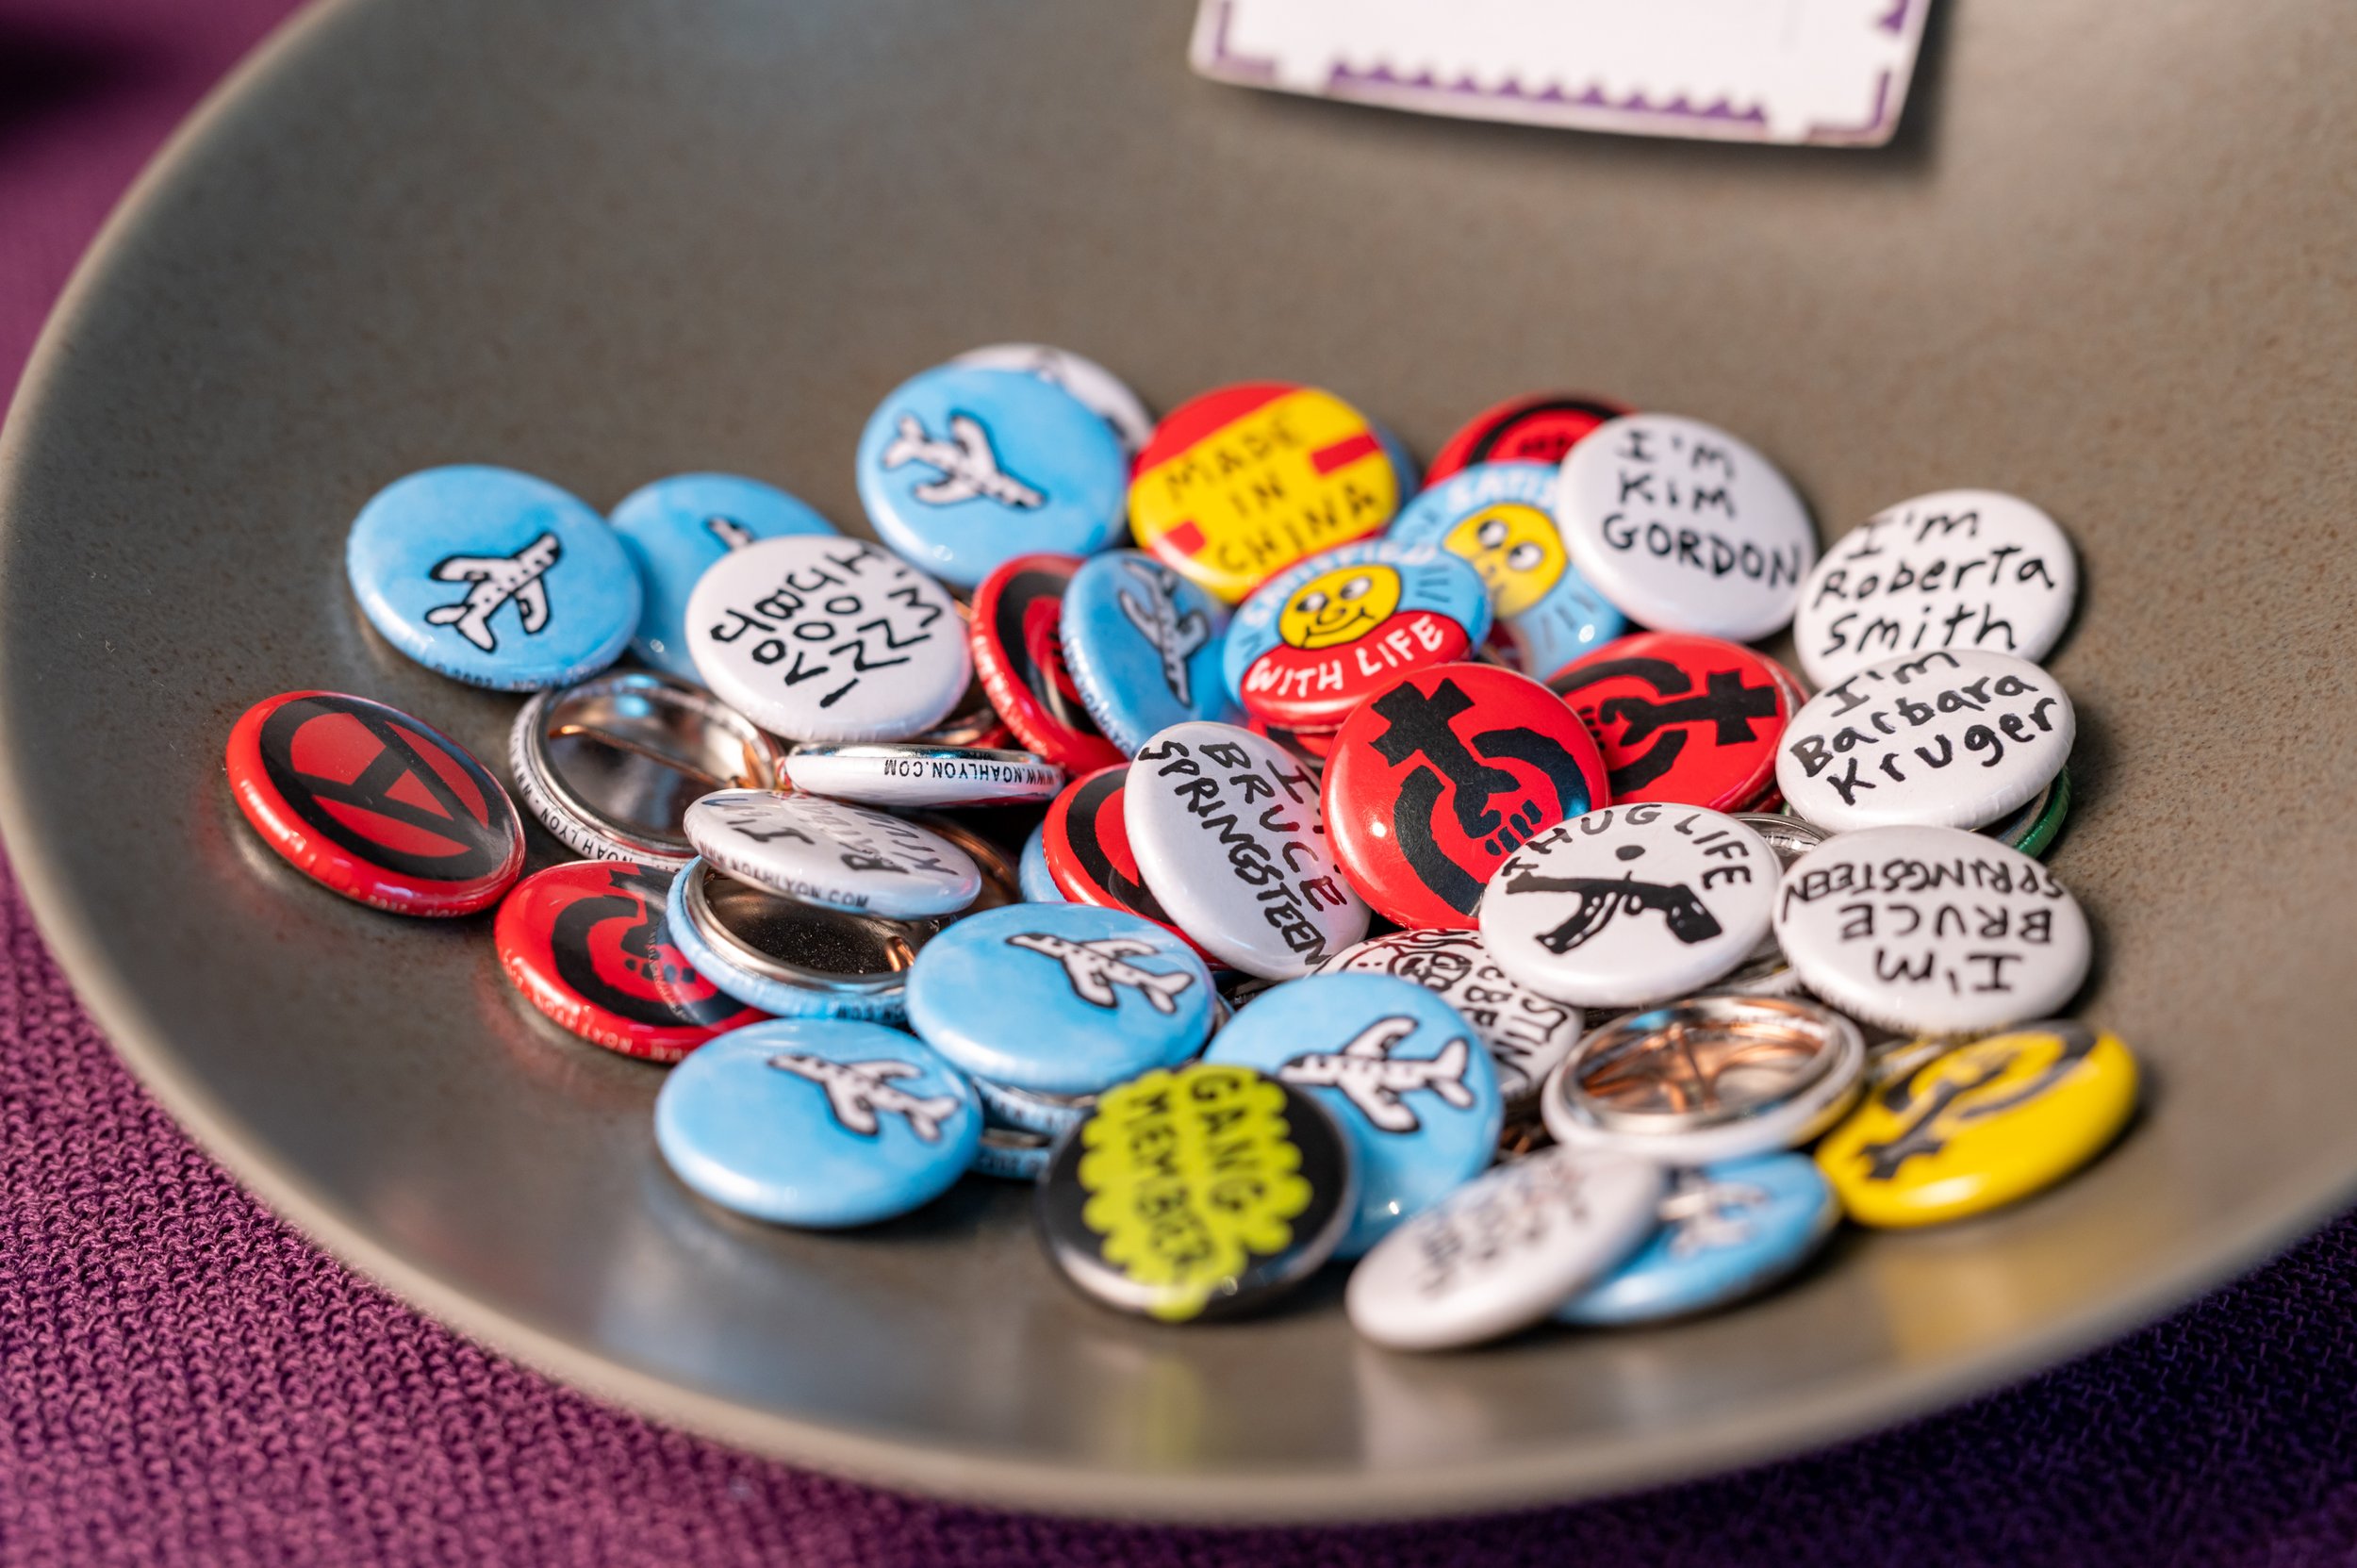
top-left (1541, 995), bottom-right (1866, 1165)
top-left (510, 669), bottom-right (785, 867)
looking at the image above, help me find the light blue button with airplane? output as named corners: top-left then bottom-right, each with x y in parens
top-left (1388, 461), bottom-right (1626, 676)
top-left (1018, 822), bottom-right (1065, 902)
top-left (1555, 1152), bottom-right (1838, 1326)
top-left (1059, 550), bottom-right (1236, 755)
top-left (1204, 973), bottom-right (1500, 1258)
top-left (654, 1018), bottom-right (981, 1228)
top-left (345, 465), bottom-right (641, 690)
top-left (854, 365), bottom-right (1128, 591)
top-left (904, 903), bottom-right (1214, 1097)
top-left (609, 472), bottom-right (834, 679)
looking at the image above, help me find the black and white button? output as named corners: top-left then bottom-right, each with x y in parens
top-left (1344, 1147), bottom-right (1665, 1351)
top-left (784, 743), bottom-right (1064, 809)
top-left (1476, 803), bottom-right (1776, 1008)
top-left (1125, 721), bottom-right (1371, 979)
top-left (1792, 489), bottom-right (2077, 690)
top-left (682, 789), bottom-right (981, 918)
top-left (1772, 823), bottom-right (2093, 1035)
top-left (1556, 414), bottom-right (1816, 642)
top-left (1774, 649), bottom-right (2074, 833)
top-left (684, 535), bottom-right (971, 743)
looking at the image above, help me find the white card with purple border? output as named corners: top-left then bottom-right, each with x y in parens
top-left (1190, 0), bottom-right (1931, 148)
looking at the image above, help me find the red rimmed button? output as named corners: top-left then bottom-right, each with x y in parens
top-left (969, 553), bottom-right (1126, 774)
top-left (1546, 633), bottom-right (1794, 811)
top-left (494, 860), bottom-right (765, 1062)
top-left (1042, 765), bottom-right (1219, 965)
top-left (1323, 663), bottom-right (1610, 930)
top-left (1426, 392), bottom-right (1628, 483)
top-left (225, 689), bottom-right (523, 916)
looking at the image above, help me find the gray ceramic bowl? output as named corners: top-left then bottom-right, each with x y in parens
top-left (2, 0), bottom-right (2352, 1524)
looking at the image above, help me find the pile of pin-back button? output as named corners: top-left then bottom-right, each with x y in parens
top-left (226, 345), bottom-right (2127, 1349)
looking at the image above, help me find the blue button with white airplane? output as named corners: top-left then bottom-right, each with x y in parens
top-left (904, 902), bottom-right (1214, 1097)
top-left (1555, 1152), bottom-right (1839, 1326)
top-left (1203, 972), bottom-right (1501, 1257)
top-left (1059, 550), bottom-right (1236, 755)
top-left (1018, 822), bottom-right (1066, 902)
top-left (608, 472), bottom-right (834, 680)
top-left (345, 465), bottom-right (641, 690)
top-left (1388, 461), bottom-right (1626, 675)
top-left (654, 1018), bottom-right (981, 1228)
top-left (854, 365), bottom-right (1129, 591)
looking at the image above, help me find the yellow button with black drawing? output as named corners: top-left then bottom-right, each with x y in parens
top-left (1816, 1022), bottom-right (2136, 1228)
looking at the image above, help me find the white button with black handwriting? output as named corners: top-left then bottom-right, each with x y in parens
top-left (1772, 824), bottom-right (2092, 1035)
top-left (1774, 649), bottom-right (2073, 834)
top-left (684, 535), bottom-right (970, 743)
top-left (1791, 489), bottom-right (2077, 690)
top-left (1124, 721), bottom-right (1371, 980)
top-left (1345, 1147), bottom-right (1666, 1351)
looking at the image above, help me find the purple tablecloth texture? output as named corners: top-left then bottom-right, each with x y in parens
top-left (7, 1), bottom-right (2357, 1562)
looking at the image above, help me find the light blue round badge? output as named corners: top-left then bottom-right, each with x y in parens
top-left (609, 472), bottom-right (834, 679)
top-left (1218, 537), bottom-right (1492, 730)
top-left (655, 1018), bottom-right (980, 1227)
top-left (1059, 550), bottom-right (1236, 755)
top-left (1388, 461), bottom-right (1626, 677)
top-left (1555, 1152), bottom-right (1838, 1326)
top-left (904, 903), bottom-right (1213, 1097)
top-left (855, 366), bottom-right (1128, 591)
top-left (345, 465), bottom-right (641, 690)
top-left (1204, 972), bottom-right (1500, 1257)
top-left (1018, 822), bottom-right (1066, 902)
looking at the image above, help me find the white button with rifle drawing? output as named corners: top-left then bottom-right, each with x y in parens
top-left (1476, 803), bottom-right (1776, 1008)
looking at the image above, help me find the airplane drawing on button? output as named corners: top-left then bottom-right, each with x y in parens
top-left (423, 531), bottom-right (563, 653)
top-left (1003, 931), bottom-right (1198, 1015)
top-left (1278, 1016), bottom-right (1477, 1133)
top-left (880, 412), bottom-right (1046, 509)
top-left (766, 1052), bottom-right (961, 1142)
top-left (1114, 559), bottom-right (1212, 706)
top-left (704, 515), bottom-right (758, 551)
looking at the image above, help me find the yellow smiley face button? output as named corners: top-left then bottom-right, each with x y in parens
top-left (1130, 383), bottom-right (1405, 603)
top-left (1816, 1022), bottom-right (2136, 1228)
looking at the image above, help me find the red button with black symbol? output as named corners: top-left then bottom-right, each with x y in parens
top-left (495, 860), bottom-right (766, 1062)
top-left (1042, 765), bottom-right (1219, 964)
top-left (225, 690), bottom-right (524, 916)
top-left (1322, 663), bottom-right (1610, 930)
top-left (1546, 633), bottom-right (1795, 812)
top-left (969, 553), bottom-right (1127, 774)
top-left (1426, 392), bottom-right (1628, 483)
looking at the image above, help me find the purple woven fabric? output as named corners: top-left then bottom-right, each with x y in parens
top-left (7, 2), bottom-right (2357, 1562)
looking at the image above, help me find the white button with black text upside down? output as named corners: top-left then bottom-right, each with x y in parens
top-left (681, 790), bottom-right (981, 918)
top-left (1124, 721), bottom-right (1371, 980)
top-left (1476, 803), bottom-right (1776, 1008)
top-left (684, 535), bottom-right (971, 743)
top-left (1791, 489), bottom-right (2077, 690)
top-left (1772, 824), bottom-right (2092, 1035)
top-left (1345, 1146), bottom-right (1665, 1351)
top-left (1774, 649), bottom-right (2073, 834)
top-left (1555, 414), bottom-right (1817, 643)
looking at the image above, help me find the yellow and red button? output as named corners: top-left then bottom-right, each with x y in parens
top-left (1129, 383), bottom-right (1404, 604)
